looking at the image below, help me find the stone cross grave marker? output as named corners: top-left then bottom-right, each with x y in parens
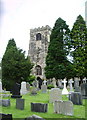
top-left (62, 78), bottom-right (69, 95)
top-left (49, 88), bottom-right (62, 103)
top-left (83, 77), bottom-right (87, 83)
top-left (20, 81), bottom-right (28, 95)
top-left (68, 79), bottom-right (74, 92)
top-left (43, 80), bottom-right (47, 85)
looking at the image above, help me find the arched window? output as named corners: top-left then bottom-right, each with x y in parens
top-left (36, 33), bottom-right (41, 40)
top-left (35, 65), bottom-right (42, 75)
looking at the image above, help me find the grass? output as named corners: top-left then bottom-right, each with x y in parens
top-left (0, 90), bottom-right (86, 119)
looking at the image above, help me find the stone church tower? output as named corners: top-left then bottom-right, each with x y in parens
top-left (85, 1), bottom-right (87, 26)
top-left (28, 25), bottom-right (51, 79)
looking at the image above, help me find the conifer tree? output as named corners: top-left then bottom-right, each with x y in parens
top-left (2, 39), bottom-right (33, 90)
top-left (45, 18), bottom-right (72, 79)
top-left (70, 15), bottom-right (87, 79)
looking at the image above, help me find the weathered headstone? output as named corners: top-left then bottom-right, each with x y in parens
top-left (74, 77), bottom-right (80, 88)
top-left (68, 79), bottom-right (74, 92)
top-left (11, 83), bottom-right (22, 98)
top-left (0, 113), bottom-right (13, 120)
top-left (54, 100), bottom-right (73, 116)
top-left (81, 83), bottom-right (87, 99)
top-left (26, 82), bottom-right (30, 91)
top-left (69, 92), bottom-right (82, 105)
top-left (20, 81), bottom-right (28, 95)
top-left (0, 99), bottom-right (10, 107)
top-left (30, 88), bottom-right (37, 95)
top-left (16, 98), bottom-right (25, 110)
top-left (62, 101), bottom-right (73, 116)
top-left (57, 79), bottom-right (63, 89)
top-left (54, 100), bottom-right (62, 114)
top-left (25, 114), bottom-right (46, 120)
top-left (49, 88), bottom-right (62, 103)
top-left (62, 78), bottom-right (69, 95)
top-left (41, 84), bottom-right (47, 93)
top-left (31, 103), bottom-right (48, 113)
top-left (52, 78), bottom-right (57, 88)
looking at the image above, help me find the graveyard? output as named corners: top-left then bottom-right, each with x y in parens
top-left (0, 78), bottom-right (87, 119)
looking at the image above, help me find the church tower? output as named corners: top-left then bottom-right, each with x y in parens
top-left (28, 25), bottom-right (51, 79)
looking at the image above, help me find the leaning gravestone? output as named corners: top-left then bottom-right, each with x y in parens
top-left (31, 103), bottom-right (48, 113)
top-left (0, 99), bottom-right (10, 107)
top-left (11, 83), bottom-right (22, 98)
top-left (69, 92), bottom-right (82, 105)
top-left (49, 88), bottom-right (62, 103)
top-left (16, 98), bottom-right (25, 110)
top-left (41, 84), bottom-right (47, 93)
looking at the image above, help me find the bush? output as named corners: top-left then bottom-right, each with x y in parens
top-left (28, 75), bottom-right (36, 85)
top-left (47, 84), bottom-right (54, 89)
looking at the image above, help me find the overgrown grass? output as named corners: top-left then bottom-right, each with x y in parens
top-left (1, 90), bottom-right (86, 119)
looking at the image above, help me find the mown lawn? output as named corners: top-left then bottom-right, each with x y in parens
top-left (0, 90), bottom-right (86, 119)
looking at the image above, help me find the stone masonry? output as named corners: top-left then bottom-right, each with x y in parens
top-left (28, 25), bottom-right (51, 79)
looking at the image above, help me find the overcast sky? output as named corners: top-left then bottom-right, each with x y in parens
top-left (0, 0), bottom-right (86, 59)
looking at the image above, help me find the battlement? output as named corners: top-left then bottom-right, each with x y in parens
top-left (30, 25), bottom-right (51, 33)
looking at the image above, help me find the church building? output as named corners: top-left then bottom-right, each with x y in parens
top-left (28, 25), bottom-right (51, 79)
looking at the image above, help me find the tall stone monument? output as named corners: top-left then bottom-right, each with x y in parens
top-left (28, 25), bottom-right (51, 79)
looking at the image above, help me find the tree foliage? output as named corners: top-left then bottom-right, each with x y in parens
top-left (45, 18), bottom-right (73, 79)
top-left (70, 15), bottom-right (87, 78)
top-left (2, 39), bottom-right (33, 90)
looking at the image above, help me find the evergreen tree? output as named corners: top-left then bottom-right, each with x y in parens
top-left (45, 18), bottom-right (72, 79)
top-left (2, 39), bottom-right (33, 90)
top-left (70, 15), bottom-right (87, 79)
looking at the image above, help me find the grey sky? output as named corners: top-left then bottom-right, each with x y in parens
top-left (0, 0), bottom-right (86, 59)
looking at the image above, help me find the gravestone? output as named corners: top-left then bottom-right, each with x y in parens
top-left (20, 81), bottom-right (28, 95)
top-left (25, 115), bottom-right (46, 120)
top-left (52, 78), bottom-right (57, 88)
top-left (74, 77), bottom-right (80, 88)
top-left (0, 113), bottom-right (13, 120)
top-left (62, 101), bottom-right (73, 116)
top-left (68, 79), bottom-right (74, 92)
top-left (54, 101), bottom-right (73, 116)
top-left (49, 88), bottom-right (62, 103)
top-left (0, 81), bottom-right (2, 93)
top-left (26, 82), bottom-right (30, 91)
top-left (69, 92), bottom-right (82, 105)
top-left (32, 79), bottom-right (38, 88)
top-left (0, 99), bottom-right (10, 107)
top-left (81, 83), bottom-right (87, 99)
top-left (83, 77), bottom-right (87, 83)
top-left (58, 79), bottom-right (63, 89)
top-left (31, 103), bottom-right (48, 113)
top-left (54, 100), bottom-right (62, 114)
top-left (41, 84), bottom-right (47, 93)
top-left (30, 88), bottom-right (37, 95)
top-left (62, 78), bottom-right (69, 95)
top-left (43, 80), bottom-right (47, 85)
top-left (16, 98), bottom-right (25, 110)
top-left (11, 83), bottom-right (22, 98)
